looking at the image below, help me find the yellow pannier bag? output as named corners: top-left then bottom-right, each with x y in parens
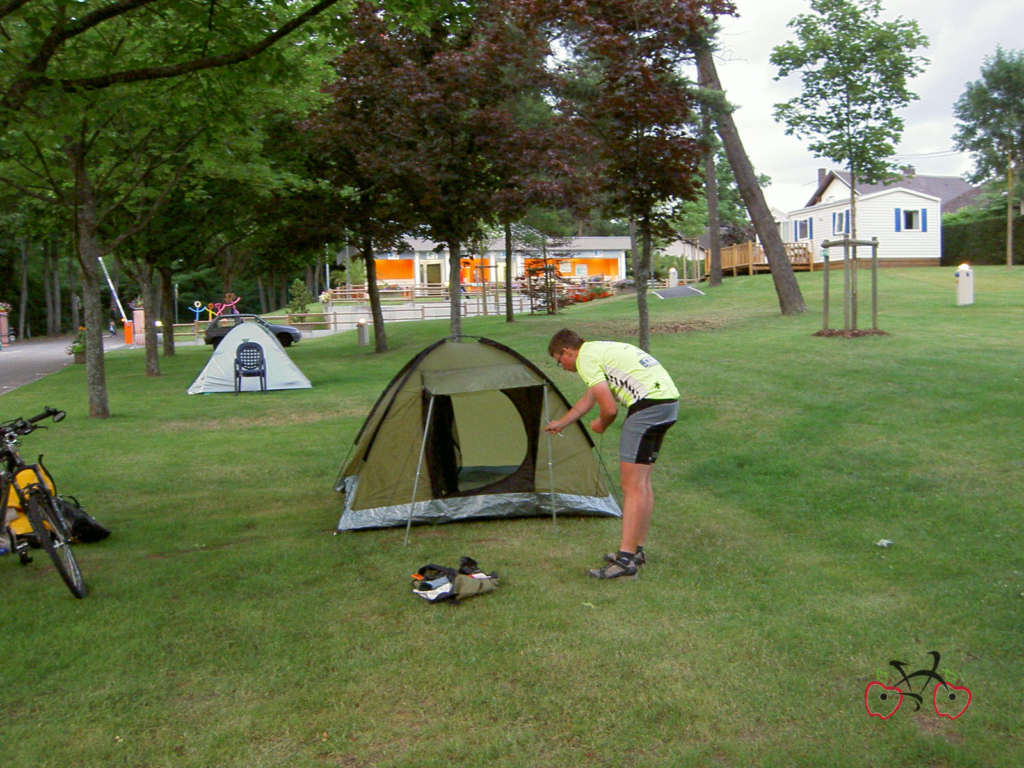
top-left (7, 510), bottom-right (33, 536)
top-left (4, 467), bottom-right (56, 509)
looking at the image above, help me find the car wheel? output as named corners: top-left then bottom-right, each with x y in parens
top-left (278, 334), bottom-right (292, 347)
top-left (210, 337), bottom-right (220, 349)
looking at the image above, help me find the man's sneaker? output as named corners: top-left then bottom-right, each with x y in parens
top-left (588, 553), bottom-right (639, 579)
top-left (603, 548), bottom-right (646, 567)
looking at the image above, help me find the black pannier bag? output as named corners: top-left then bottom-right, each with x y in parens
top-left (57, 495), bottom-right (111, 543)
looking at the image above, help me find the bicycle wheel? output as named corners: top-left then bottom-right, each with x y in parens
top-left (25, 489), bottom-right (87, 598)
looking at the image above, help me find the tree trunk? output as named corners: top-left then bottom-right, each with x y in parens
top-left (848, 170), bottom-right (858, 242)
top-left (159, 265), bottom-right (176, 356)
top-left (220, 245), bottom-right (235, 296)
top-left (636, 221), bottom-right (652, 352)
top-left (504, 221), bottom-right (514, 323)
top-left (18, 239), bottom-right (30, 339)
top-left (448, 240), bottom-right (463, 338)
top-left (69, 259), bottom-right (81, 331)
top-left (1008, 159), bottom-right (1015, 268)
top-left (137, 261), bottom-right (160, 376)
top-left (69, 141), bottom-right (111, 418)
top-left (704, 109), bottom-right (722, 287)
top-left (695, 40), bottom-right (806, 315)
top-left (257, 275), bottom-right (268, 314)
top-left (51, 242), bottom-right (62, 334)
top-left (361, 235), bottom-right (387, 353)
top-left (43, 242), bottom-right (56, 334)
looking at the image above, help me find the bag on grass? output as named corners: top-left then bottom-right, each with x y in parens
top-left (56, 495), bottom-right (111, 543)
top-left (411, 557), bottom-right (498, 604)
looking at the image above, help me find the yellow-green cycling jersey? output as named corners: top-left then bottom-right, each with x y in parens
top-left (575, 341), bottom-right (679, 407)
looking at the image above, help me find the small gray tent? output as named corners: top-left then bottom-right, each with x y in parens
top-left (187, 321), bottom-right (311, 395)
top-left (335, 336), bottom-right (620, 531)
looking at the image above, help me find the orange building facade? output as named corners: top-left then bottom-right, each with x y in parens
top-left (370, 237), bottom-right (630, 288)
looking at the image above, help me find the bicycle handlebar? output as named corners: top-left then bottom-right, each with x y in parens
top-left (28, 407), bottom-right (64, 425)
top-left (1, 406), bottom-right (65, 439)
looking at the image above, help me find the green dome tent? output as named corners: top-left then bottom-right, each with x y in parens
top-left (335, 336), bottom-right (620, 533)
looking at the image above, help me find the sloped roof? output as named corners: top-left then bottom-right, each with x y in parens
top-left (942, 186), bottom-right (985, 214)
top-left (807, 170), bottom-right (977, 211)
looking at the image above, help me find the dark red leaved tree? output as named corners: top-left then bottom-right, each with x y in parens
top-left (557, 0), bottom-right (734, 350)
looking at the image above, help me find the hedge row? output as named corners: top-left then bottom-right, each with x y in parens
top-left (942, 215), bottom-right (1024, 265)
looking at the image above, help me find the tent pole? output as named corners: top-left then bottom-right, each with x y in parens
top-left (543, 385), bottom-right (557, 529)
top-left (405, 394), bottom-right (435, 546)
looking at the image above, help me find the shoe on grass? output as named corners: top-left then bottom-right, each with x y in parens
top-left (588, 553), bottom-right (639, 579)
top-left (603, 547), bottom-right (645, 567)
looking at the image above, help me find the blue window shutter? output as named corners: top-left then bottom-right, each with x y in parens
top-left (921, 208), bottom-right (927, 232)
top-left (794, 221), bottom-right (798, 240)
top-left (808, 217), bottom-right (813, 239)
top-left (894, 208), bottom-right (902, 232)
top-left (831, 212), bottom-right (836, 231)
top-left (845, 210), bottom-right (850, 233)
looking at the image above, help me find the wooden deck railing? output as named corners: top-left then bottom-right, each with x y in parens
top-left (709, 242), bottom-right (814, 275)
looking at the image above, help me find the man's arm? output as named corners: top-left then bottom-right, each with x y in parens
top-left (587, 381), bottom-right (618, 433)
top-left (545, 382), bottom-right (617, 434)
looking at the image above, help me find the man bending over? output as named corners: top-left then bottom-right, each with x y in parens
top-left (544, 329), bottom-right (679, 579)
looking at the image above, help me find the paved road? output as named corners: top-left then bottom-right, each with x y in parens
top-left (0, 335), bottom-right (127, 396)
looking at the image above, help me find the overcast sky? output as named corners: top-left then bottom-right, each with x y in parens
top-left (707, 1), bottom-right (1024, 213)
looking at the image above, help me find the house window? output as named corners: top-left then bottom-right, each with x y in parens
top-left (894, 207), bottom-right (928, 233)
top-left (797, 219), bottom-right (809, 240)
top-left (832, 210), bottom-right (849, 235)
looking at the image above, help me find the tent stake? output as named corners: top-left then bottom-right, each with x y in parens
top-left (543, 385), bottom-right (557, 529)
top-left (405, 395), bottom-right (435, 545)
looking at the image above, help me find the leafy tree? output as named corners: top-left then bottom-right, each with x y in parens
top-left (302, 3), bottom-right (429, 351)
top-left (0, 0), bottom-right (345, 134)
top-left (770, 0), bottom-right (928, 243)
top-left (337, 0), bottom-right (555, 338)
top-left (559, 0), bottom-right (730, 351)
top-left (673, 144), bottom-right (760, 234)
top-left (953, 46), bottom-right (1024, 267)
top-left (287, 278), bottom-right (315, 315)
top-left (0, 8), bottom-right (330, 414)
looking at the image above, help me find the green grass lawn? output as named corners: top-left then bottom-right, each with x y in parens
top-left (2, 267), bottom-right (1021, 767)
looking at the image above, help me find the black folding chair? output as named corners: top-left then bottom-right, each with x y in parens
top-left (233, 341), bottom-right (267, 394)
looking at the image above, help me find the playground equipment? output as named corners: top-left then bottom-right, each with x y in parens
top-left (211, 293), bottom-right (241, 316)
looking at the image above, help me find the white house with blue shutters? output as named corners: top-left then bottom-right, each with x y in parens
top-left (780, 169), bottom-right (976, 266)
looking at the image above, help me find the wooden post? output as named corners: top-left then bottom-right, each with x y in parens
top-left (871, 238), bottom-right (879, 331)
top-left (843, 240), bottom-right (851, 331)
top-left (822, 247), bottom-right (830, 332)
top-left (851, 241), bottom-right (859, 331)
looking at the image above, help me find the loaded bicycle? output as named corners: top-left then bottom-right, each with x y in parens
top-left (1, 407), bottom-right (87, 598)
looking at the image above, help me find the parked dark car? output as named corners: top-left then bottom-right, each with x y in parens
top-left (203, 314), bottom-right (301, 348)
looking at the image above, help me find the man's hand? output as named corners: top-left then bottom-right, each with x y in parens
top-left (589, 417), bottom-right (606, 433)
top-left (545, 420), bottom-right (565, 434)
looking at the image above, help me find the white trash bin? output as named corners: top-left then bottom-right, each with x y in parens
top-left (954, 263), bottom-right (974, 306)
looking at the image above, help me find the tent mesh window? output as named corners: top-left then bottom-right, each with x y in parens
top-left (424, 386), bottom-right (541, 497)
